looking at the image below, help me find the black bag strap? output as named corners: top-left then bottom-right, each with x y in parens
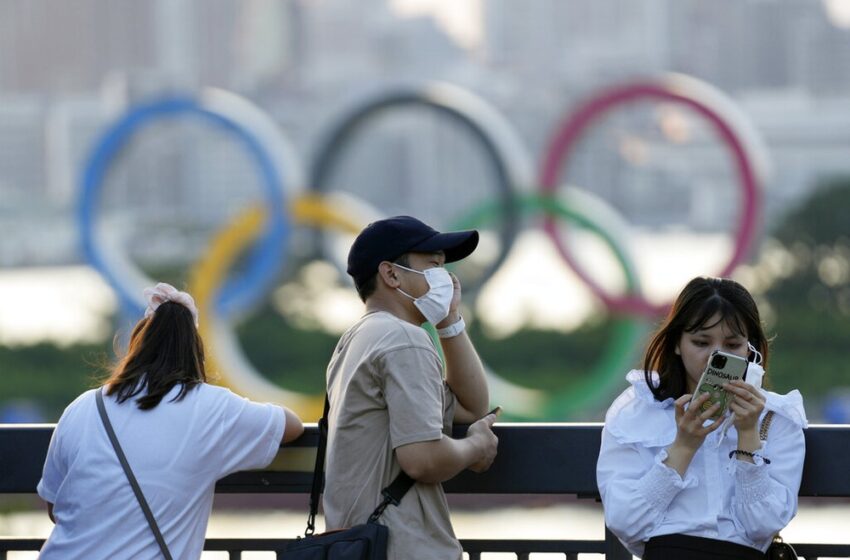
top-left (96, 388), bottom-right (173, 560)
top-left (305, 394), bottom-right (415, 536)
top-left (305, 396), bottom-right (330, 536)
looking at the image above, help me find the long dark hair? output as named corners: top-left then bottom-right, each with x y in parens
top-left (643, 277), bottom-right (769, 401)
top-left (104, 301), bottom-right (206, 410)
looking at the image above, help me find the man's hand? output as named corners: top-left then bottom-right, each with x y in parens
top-left (466, 411), bottom-right (499, 473)
top-left (436, 271), bottom-right (462, 329)
top-left (396, 411), bottom-right (499, 483)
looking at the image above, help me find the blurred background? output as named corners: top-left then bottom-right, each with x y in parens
top-left (2, 0), bottom-right (850, 555)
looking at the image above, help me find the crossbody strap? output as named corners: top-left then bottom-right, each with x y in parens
top-left (305, 396), bottom-right (330, 536)
top-left (304, 394), bottom-right (415, 536)
top-left (760, 410), bottom-right (775, 441)
top-left (759, 410), bottom-right (792, 549)
top-left (96, 388), bottom-right (173, 560)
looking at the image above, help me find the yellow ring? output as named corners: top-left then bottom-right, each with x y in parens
top-left (189, 194), bottom-right (364, 420)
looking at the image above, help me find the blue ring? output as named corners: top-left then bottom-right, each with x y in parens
top-left (78, 96), bottom-right (289, 319)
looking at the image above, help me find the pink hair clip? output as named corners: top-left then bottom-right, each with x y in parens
top-left (142, 283), bottom-right (199, 327)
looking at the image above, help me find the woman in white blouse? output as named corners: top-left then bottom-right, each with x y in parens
top-left (597, 277), bottom-right (806, 559)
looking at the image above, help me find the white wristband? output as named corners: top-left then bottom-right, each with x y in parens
top-left (437, 316), bottom-right (465, 339)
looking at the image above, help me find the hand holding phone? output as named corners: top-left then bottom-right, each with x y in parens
top-left (468, 407), bottom-right (500, 473)
top-left (690, 350), bottom-right (749, 419)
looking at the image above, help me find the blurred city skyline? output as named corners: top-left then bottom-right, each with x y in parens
top-left (2, 0), bottom-right (850, 348)
top-left (1, 0), bottom-right (849, 428)
top-left (3, 0), bottom-right (850, 267)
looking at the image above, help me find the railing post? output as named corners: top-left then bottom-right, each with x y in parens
top-left (605, 526), bottom-right (631, 560)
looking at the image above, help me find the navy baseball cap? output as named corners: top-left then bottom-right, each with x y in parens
top-left (347, 216), bottom-right (479, 285)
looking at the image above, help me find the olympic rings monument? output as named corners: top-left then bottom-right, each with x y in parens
top-left (78, 74), bottom-right (769, 421)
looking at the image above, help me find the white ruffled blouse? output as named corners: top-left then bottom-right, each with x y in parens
top-left (596, 368), bottom-right (807, 558)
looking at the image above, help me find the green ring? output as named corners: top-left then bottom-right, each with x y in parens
top-left (450, 193), bottom-right (648, 419)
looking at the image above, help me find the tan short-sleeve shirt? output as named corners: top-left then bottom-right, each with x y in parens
top-left (323, 311), bottom-right (461, 560)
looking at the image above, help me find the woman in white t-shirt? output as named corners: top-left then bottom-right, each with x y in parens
top-left (596, 277), bottom-right (806, 559)
top-left (37, 283), bottom-right (304, 559)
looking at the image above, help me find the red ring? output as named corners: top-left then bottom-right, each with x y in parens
top-left (539, 76), bottom-right (763, 317)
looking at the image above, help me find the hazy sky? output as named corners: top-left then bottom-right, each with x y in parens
top-left (391, 0), bottom-right (482, 48)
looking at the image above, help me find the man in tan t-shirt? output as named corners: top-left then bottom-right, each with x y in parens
top-left (324, 215), bottom-right (499, 560)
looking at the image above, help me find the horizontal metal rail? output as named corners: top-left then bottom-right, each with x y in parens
top-left (2, 537), bottom-right (848, 559)
top-left (3, 423), bottom-right (849, 558)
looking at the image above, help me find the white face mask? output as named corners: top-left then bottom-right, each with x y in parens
top-left (746, 341), bottom-right (764, 389)
top-left (393, 263), bottom-right (454, 325)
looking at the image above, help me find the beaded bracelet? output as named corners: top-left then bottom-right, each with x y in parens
top-left (729, 449), bottom-right (771, 464)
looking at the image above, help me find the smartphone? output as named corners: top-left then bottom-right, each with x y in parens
top-left (480, 406), bottom-right (501, 420)
top-left (690, 350), bottom-right (749, 419)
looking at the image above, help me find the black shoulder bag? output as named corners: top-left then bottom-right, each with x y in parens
top-left (95, 388), bottom-right (173, 560)
top-left (285, 396), bottom-right (414, 560)
top-left (761, 411), bottom-right (799, 560)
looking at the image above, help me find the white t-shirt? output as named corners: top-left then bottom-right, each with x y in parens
top-left (37, 383), bottom-right (285, 560)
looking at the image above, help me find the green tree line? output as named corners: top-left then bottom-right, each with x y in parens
top-left (2, 178), bottom-right (849, 422)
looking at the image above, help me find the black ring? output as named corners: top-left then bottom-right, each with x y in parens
top-left (307, 83), bottom-right (526, 294)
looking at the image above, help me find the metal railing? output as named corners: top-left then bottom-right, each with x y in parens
top-left (3, 423), bottom-right (850, 559)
